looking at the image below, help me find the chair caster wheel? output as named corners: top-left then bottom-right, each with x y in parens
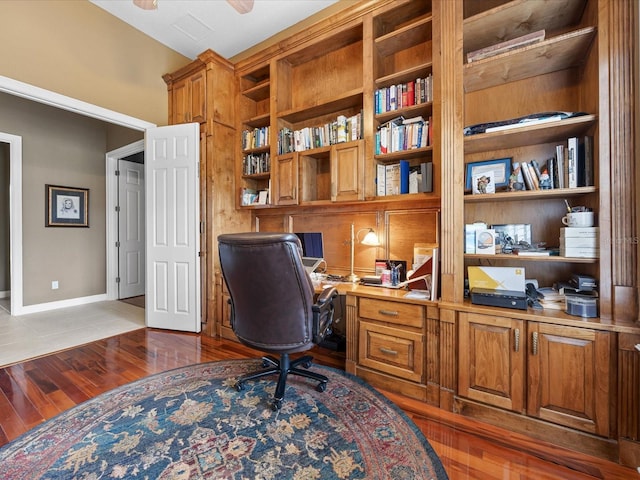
top-left (316, 382), bottom-right (327, 392)
top-left (271, 399), bottom-right (282, 410)
top-left (235, 381), bottom-right (244, 392)
top-left (262, 359), bottom-right (271, 368)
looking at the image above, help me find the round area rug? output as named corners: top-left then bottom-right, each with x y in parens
top-left (0, 360), bottom-right (448, 479)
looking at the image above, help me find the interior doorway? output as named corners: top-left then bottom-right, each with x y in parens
top-left (106, 140), bottom-right (145, 303)
top-left (0, 142), bottom-right (9, 313)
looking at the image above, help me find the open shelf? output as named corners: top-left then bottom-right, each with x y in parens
top-left (465, 253), bottom-right (597, 264)
top-left (463, 0), bottom-right (587, 53)
top-left (464, 186), bottom-right (597, 202)
top-left (464, 114), bottom-right (597, 154)
top-left (375, 14), bottom-right (433, 57)
top-left (464, 27), bottom-right (596, 92)
top-left (277, 89), bottom-right (363, 124)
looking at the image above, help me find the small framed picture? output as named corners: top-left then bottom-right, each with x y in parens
top-left (472, 170), bottom-right (495, 194)
top-left (465, 157), bottom-right (512, 191)
top-left (46, 185), bottom-right (89, 227)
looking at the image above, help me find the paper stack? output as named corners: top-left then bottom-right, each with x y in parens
top-left (560, 227), bottom-right (599, 258)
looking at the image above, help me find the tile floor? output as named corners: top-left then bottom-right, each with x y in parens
top-left (0, 299), bottom-right (145, 367)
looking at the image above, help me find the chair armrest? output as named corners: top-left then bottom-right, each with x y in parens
top-left (315, 286), bottom-right (338, 306)
top-left (312, 287), bottom-right (338, 344)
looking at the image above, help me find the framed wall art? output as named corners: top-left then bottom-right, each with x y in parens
top-left (45, 184), bottom-right (89, 227)
top-left (465, 157), bottom-right (512, 191)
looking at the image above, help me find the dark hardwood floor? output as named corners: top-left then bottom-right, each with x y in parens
top-left (0, 328), bottom-right (635, 479)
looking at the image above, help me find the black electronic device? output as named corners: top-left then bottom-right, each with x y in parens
top-left (471, 288), bottom-right (527, 310)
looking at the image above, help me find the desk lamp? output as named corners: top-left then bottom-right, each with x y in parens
top-left (346, 223), bottom-right (380, 283)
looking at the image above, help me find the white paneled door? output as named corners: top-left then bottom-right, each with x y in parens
top-left (145, 124), bottom-right (201, 332)
top-left (118, 160), bottom-right (145, 299)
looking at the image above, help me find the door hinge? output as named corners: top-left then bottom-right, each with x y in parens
top-left (115, 206), bottom-right (121, 212)
top-left (200, 221), bottom-right (205, 234)
top-left (115, 241), bottom-right (120, 248)
top-left (115, 277), bottom-right (121, 283)
top-left (115, 169), bottom-right (120, 176)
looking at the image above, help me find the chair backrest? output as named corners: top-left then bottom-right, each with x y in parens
top-left (218, 232), bottom-right (317, 354)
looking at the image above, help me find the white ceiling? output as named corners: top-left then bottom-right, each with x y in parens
top-left (90, 0), bottom-right (340, 60)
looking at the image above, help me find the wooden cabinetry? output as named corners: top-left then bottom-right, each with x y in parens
top-left (350, 292), bottom-right (439, 402)
top-left (164, 49), bottom-right (251, 334)
top-left (458, 311), bottom-right (613, 438)
top-left (459, 0), bottom-right (603, 295)
top-left (168, 69), bottom-right (206, 124)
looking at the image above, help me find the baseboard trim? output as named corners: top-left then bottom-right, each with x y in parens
top-left (17, 294), bottom-right (108, 315)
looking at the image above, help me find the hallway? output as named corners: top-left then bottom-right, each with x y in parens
top-left (0, 300), bottom-right (145, 367)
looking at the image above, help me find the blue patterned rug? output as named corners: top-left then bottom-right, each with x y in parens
top-left (0, 359), bottom-right (448, 479)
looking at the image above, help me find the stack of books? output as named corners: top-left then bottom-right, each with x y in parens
top-left (536, 286), bottom-right (565, 310)
top-left (560, 227), bottom-right (599, 258)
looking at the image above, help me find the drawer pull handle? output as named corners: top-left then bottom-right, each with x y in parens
top-left (514, 328), bottom-right (520, 353)
top-left (379, 347), bottom-right (398, 356)
top-left (532, 332), bottom-right (538, 356)
top-left (379, 309), bottom-right (399, 316)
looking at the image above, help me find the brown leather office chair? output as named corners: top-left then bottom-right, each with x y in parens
top-left (218, 232), bottom-right (338, 410)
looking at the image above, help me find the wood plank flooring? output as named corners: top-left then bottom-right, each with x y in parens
top-left (0, 328), bottom-right (636, 479)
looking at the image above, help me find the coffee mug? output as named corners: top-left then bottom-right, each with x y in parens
top-left (562, 211), bottom-right (594, 227)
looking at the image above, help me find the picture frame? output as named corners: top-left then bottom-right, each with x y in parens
top-left (45, 184), bottom-right (89, 227)
top-left (465, 157), bottom-right (512, 191)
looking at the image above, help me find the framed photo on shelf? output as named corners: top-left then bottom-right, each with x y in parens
top-left (465, 157), bottom-right (512, 191)
top-left (45, 184), bottom-right (89, 227)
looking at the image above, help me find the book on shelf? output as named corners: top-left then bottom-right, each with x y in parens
top-left (400, 160), bottom-right (410, 194)
top-left (374, 74), bottom-right (433, 114)
top-left (567, 136), bottom-right (579, 188)
top-left (555, 145), bottom-right (565, 188)
top-left (407, 244), bottom-right (439, 301)
top-left (466, 29), bottom-right (546, 63)
top-left (376, 163), bottom-right (386, 196)
top-left (385, 163), bottom-right (400, 196)
top-left (377, 161), bottom-right (432, 196)
top-left (578, 135), bottom-right (594, 187)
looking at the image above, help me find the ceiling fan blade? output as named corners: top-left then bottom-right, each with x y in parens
top-left (227, 0), bottom-right (254, 14)
top-left (133, 0), bottom-right (158, 10)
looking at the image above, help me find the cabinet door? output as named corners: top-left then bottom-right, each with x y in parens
top-left (188, 70), bottom-right (206, 123)
top-left (458, 312), bottom-right (525, 412)
top-left (331, 140), bottom-right (363, 202)
top-left (527, 322), bottom-right (611, 436)
top-left (171, 71), bottom-right (206, 124)
top-left (272, 153), bottom-right (298, 205)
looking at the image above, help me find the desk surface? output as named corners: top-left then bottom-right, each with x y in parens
top-left (315, 281), bottom-right (435, 304)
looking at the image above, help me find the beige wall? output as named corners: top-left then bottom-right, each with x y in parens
top-left (0, 92), bottom-right (140, 305)
top-left (0, 0), bottom-right (190, 126)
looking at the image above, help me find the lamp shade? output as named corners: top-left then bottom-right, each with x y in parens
top-left (361, 229), bottom-right (380, 246)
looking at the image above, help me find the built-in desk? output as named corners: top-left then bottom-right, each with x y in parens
top-left (317, 283), bottom-right (439, 404)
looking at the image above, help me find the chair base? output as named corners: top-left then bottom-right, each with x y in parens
top-left (235, 353), bottom-right (328, 410)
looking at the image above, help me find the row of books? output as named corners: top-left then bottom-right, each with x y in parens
top-left (513, 135), bottom-right (594, 191)
top-left (374, 74), bottom-right (433, 114)
top-left (241, 126), bottom-right (270, 151)
top-left (376, 161), bottom-right (432, 196)
top-left (375, 115), bottom-right (432, 155)
top-left (242, 152), bottom-right (270, 176)
top-left (277, 112), bottom-right (362, 154)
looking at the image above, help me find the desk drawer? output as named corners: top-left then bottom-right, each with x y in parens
top-left (358, 321), bottom-right (423, 382)
top-left (358, 298), bottom-right (424, 328)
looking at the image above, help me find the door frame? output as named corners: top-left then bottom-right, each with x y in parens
top-left (0, 75), bottom-right (155, 314)
top-left (106, 140), bottom-right (145, 301)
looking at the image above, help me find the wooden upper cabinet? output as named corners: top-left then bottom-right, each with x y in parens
top-left (458, 312), bottom-right (525, 413)
top-left (163, 49), bottom-right (236, 127)
top-left (167, 69), bottom-right (206, 124)
top-left (527, 322), bottom-right (612, 437)
top-left (332, 140), bottom-right (364, 202)
top-left (272, 152), bottom-right (298, 206)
